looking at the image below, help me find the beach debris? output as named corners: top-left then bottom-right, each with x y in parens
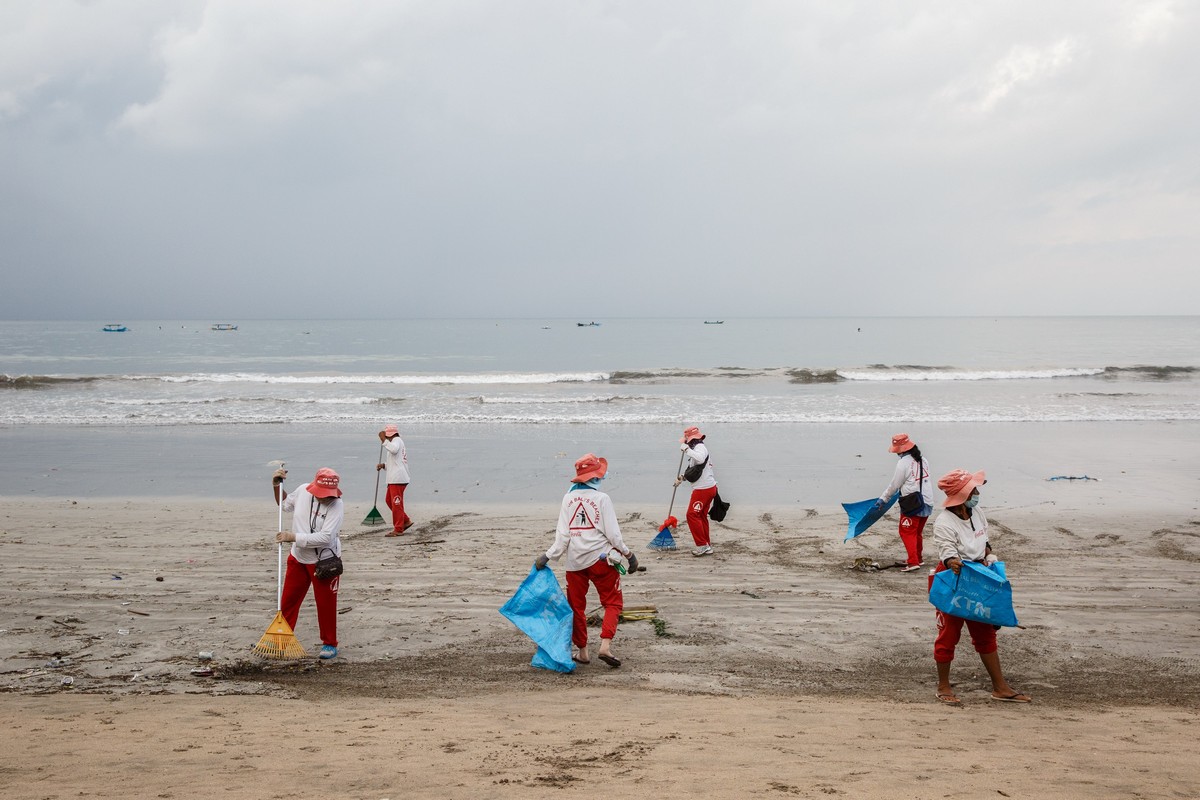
top-left (198, 651), bottom-right (214, 661)
top-left (111, 574), bottom-right (123, 580)
top-left (46, 657), bottom-right (71, 668)
top-left (1047, 475), bottom-right (1100, 481)
top-left (587, 605), bottom-right (658, 625)
top-left (190, 667), bottom-right (215, 678)
top-left (851, 558), bottom-right (905, 572)
top-left (60, 676), bottom-right (75, 687)
top-left (741, 590), bottom-right (763, 599)
top-left (125, 609), bottom-right (150, 616)
top-left (156, 576), bottom-right (164, 581)
top-left (118, 628), bottom-right (130, 635)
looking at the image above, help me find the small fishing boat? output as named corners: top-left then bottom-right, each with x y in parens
top-left (576, 321), bottom-right (601, 327)
top-left (211, 323), bottom-right (238, 331)
top-left (703, 320), bottom-right (724, 325)
top-left (102, 324), bottom-right (127, 332)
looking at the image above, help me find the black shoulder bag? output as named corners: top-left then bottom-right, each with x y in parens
top-left (683, 455), bottom-right (709, 483)
top-left (314, 547), bottom-right (344, 580)
top-left (898, 458), bottom-right (926, 515)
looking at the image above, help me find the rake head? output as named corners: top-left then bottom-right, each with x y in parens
top-left (648, 523), bottom-right (678, 551)
top-left (361, 506), bottom-right (385, 526)
top-left (252, 612), bottom-right (307, 660)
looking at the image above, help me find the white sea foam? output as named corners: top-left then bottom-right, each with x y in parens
top-left (837, 367), bottom-right (1107, 382)
top-left (157, 372), bottom-right (609, 385)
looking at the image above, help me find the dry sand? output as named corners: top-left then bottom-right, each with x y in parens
top-left (1, 496), bottom-right (1198, 799)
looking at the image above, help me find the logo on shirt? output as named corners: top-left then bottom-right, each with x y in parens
top-left (568, 499), bottom-right (599, 534)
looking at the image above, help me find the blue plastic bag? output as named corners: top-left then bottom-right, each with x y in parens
top-left (928, 561), bottom-right (1018, 627)
top-left (498, 566), bottom-right (576, 673)
top-left (841, 494), bottom-right (898, 541)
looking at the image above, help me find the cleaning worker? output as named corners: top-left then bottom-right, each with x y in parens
top-left (675, 425), bottom-right (718, 556)
top-left (271, 466), bottom-right (344, 659)
top-left (377, 424), bottom-right (413, 536)
top-left (535, 453), bottom-right (637, 668)
top-left (873, 433), bottom-right (933, 572)
top-left (930, 468), bottom-right (1030, 705)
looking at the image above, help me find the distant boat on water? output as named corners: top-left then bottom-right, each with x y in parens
top-left (102, 324), bottom-right (127, 332)
top-left (577, 321), bottom-right (601, 327)
top-left (211, 323), bottom-right (238, 331)
top-left (703, 320), bottom-right (725, 325)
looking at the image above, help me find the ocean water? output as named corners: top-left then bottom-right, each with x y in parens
top-left (2, 317), bottom-right (1198, 426)
top-left (2, 317), bottom-right (1198, 503)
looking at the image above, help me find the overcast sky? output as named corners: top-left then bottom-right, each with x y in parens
top-left (2, 1), bottom-right (1197, 319)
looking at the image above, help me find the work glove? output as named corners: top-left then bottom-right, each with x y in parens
top-left (984, 553), bottom-right (999, 567)
top-left (534, 554), bottom-right (549, 570)
top-left (680, 442), bottom-right (689, 451)
top-left (272, 468), bottom-right (288, 486)
top-left (872, 499), bottom-right (886, 512)
top-left (627, 552), bottom-right (639, 573)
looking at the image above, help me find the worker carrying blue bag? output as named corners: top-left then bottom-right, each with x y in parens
top-left (927, 468), bottom-right (1031, 706)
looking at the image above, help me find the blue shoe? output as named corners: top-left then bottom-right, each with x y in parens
top-left (319, 645), bottom-right (338, 660)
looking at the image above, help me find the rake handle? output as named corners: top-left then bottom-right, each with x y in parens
top-left (277, 479), bottom-right (284, 611)
top-left (666, 449), bottom-right (687, 518)
top-left (373, 443), bottom-right (384, 503)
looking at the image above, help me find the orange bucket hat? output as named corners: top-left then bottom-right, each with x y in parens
top-left (571, 453), bottom-right (608, 483)
top-left (937, 469), bottom-right (986, 507)
top-left (888, 433), bottom-right (915, 453)
top-left (308, 467), bottom-right (343, 499)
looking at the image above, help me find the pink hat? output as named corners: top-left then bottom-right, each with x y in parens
top-left (889, 433), bottom-right (915, 454)
top-left (383, 425), bottom-right (399, 437)
top-left (308, 467), bottom-right (343, 499)
top-left (937, 469), bottom-right (986, 507)
top-left (680, 426), bottom-right (705, 444)
top-left (571, 453), bottom-right (608, 483)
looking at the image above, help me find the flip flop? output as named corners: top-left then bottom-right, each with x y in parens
top-left (936, 692), bottom-right (962, 706)
top-left (572, 656), bottom-right (590, 665)
top-left (598, 654), bottom-right (621, 668)
top-left (991, 691), bottom-right (1031, 703)
top-left (385, 531), bottom-right (402, 537)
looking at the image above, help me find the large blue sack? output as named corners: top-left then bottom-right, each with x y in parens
top-left (929, 561), bottom-right (1019, 627)
top-left (842, 494), bottom-right (898, 541)
top-left (498, 565), bottom-right (576, 673)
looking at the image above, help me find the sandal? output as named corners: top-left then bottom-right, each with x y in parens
top-left (991, 691), bottom-right (1031, 703)
top-left (936, 692), bottom-right (962, 706)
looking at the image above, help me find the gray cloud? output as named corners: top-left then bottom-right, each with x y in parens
top-left (2, 0), bottom-right (1197, 319)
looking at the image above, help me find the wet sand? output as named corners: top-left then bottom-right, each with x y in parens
top-left (1, 497), bottom-right (1198, 798)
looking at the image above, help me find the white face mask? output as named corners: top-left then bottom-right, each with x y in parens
top-left (964, 494), bottom-right (980, 509)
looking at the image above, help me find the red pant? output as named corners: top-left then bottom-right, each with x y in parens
top-left (930, 563), bottom-right (997, 663)
top-left (386, 483), bottom-right (411, 532)
top-left (898, 514), bottom-right (927, 566)
top-left (280, 554), bottom-right (340, 647)
top-left (566, 559), bottom-right (623, 647)
top-left (686, 485), bottom-right (718, 547)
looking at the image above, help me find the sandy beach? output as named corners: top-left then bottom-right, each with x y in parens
top-left (2, 496), bottom-right (1198, 799)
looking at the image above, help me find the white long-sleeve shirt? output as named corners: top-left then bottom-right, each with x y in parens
top-left (281, 484), bottom-right (344, 564)
top-left (878, 453), bottom-right (932, 508)
top-left (932, 507), bottom-right (990, 565)
top-left (545, 486), bottom-right (630, 572)
top-left (382, 436), bottom-right (411, 484)
top-left (683, 442), bottom-right (717, 490)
